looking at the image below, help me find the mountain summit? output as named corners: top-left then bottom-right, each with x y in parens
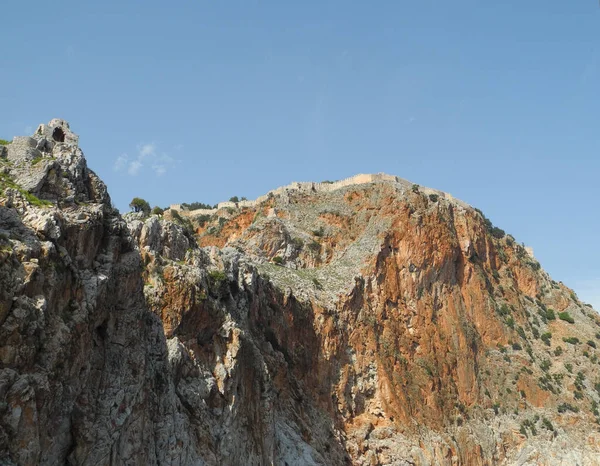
top-left (1, 121), bottom-right (599, 465)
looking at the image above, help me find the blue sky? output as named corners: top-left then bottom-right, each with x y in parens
top-left (1, 1), bottom-right (599, 308)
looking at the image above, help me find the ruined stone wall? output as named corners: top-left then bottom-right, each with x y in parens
top-left (170, 172), bottom-right (470, 217)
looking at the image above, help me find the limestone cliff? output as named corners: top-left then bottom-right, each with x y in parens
top-left (0, 121), bottom-right (194, 465)
top-left (1, 121), bottom-right (600, 465)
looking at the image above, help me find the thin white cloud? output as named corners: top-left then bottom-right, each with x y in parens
top-left (139, 143), bottom-right (156, 158)
top-left (114, 154), bottom-right (129, 172)
top-left (128, 160), bottom-right (143, 176)
top-left (152, 165), bottom-right (167, 176)
top-left (114, 143), bottom-right (178, 177)
top-left (151, 153), bottom-right (175, 176)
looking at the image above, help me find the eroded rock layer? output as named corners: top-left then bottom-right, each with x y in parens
top-left (1, 122), bottom-right (600, 465)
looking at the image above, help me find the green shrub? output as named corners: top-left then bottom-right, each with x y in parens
top-left (526, 345), bottom-right (534, 359)
top-left (181, 201), bottom-right (214, 210)
top-left (539, 373), bottom-right (555, 393)
top-left (565, 362), bottom-right (573, 373)
top-left (521, 419), bottom-right (537, 436)
top-left (492, 403), bottom-right (500, 415)
top-left (206, 270), bottom-right (227, 296)
top-left (151, 206), bottom-right (164, 215)
top-left (208, 270), bottom-right (226, 284)
top-left (474, 207), bottom-right (506, 238)
top-left (542, 417), bottom-right (554, 431)
top-left (307, 241), bottom-right (321, 253)
top-left (411, 184), bottom-right (420, 193)
top-left (563, 336), bottom-right (579, 345)
top-left (130, 197), bottom-right (151, 214)
top-left (0, 139), bottom-right (10, 145)
top-left (506, 316), bottom-right (515, 329)
top-left (528, 260), bottom-right (541, 270)
top-left (592, 400), bottom-right (600, 417)
top-left (540, 359), bottom-right (551, 372)
top-left (588, 340), bottom-right (597, 349)
top-left (490, 227), bottom-right (506, 239)
top-left (541, 332), bottom-right (552, 346)
top-left (170, 210), bottom-right (195, 235)
top-left (557, 403), bottom-right (579, 414)
top-left (272, 256), bottom-right (284, 265)
top-left (194, 214), bottom-right (211, 227)
top-left (312, 226), bottom-right (325, 237)
top-left (428, 194), bottom-right (439, 202)
top-left (558, 312), bottom-right (574, 324)
top-left (291, 237), bottom-right (304, 249)
top-left (546, 308), bottom-right (556, 320)
top-left (512, 342), bottom-right (522, 351)
top-left (228, 196), bottom-right (239, 203)
top-left (554, 346), bottom-right (563, 356)
top-left (498, 304), bottom-right (511, 316)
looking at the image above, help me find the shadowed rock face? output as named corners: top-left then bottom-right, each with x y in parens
top-left (2, 123), bottom-right (600, 465)
top-left (0, 124), bottom-right (194, 465)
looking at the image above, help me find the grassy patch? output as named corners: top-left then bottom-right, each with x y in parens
top-left (23, 191), bottom-right (52, 206)
top-left (0, 172), bottom-right (51, 206)
top-left (558, 311), bottom-right (575, 324)
top-left (208, 270), bottom-right (226, 284)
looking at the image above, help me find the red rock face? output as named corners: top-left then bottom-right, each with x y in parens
top-left (4, 137), bottom-right (600, 466)
top-left (143, 181), bottom-right (600, 464)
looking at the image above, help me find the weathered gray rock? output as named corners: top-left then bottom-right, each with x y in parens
top-left (2, 121), bottom-right (600, 465)
top-left (0, 123), bottom-right (195, 465)
top-left (127, 214), bottom-right (192, 262)
top-left (34, 118), bottom-right (79, 147)
top-left (7, 137), bottom-right (40, 164)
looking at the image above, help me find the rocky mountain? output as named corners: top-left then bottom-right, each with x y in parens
top-left (1, 121), bottom-right (600, 465)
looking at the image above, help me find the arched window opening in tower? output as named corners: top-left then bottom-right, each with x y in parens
top-left (52, 127), bottom-right (65, 142)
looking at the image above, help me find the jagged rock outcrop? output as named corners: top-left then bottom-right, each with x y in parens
top-left (1, 121), bottom-right (600, 465)
top-left (0, 122), bottom-right (194, 465)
